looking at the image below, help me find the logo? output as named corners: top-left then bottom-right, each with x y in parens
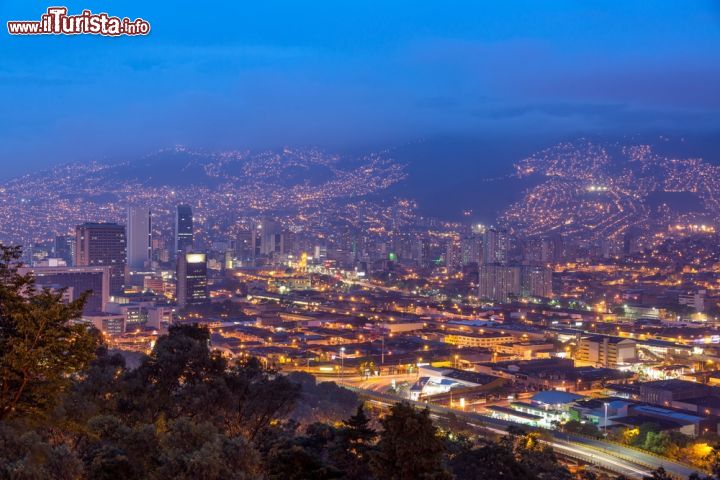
top-left (7, 7), bottom-right (151, 36)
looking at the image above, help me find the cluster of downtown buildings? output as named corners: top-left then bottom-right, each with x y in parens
top-left (21, 210), bottom-right (556, 332)
top-left (12, 199), bottom-right (720, 444)
top-left (20, 205), bottom-right (205, 334)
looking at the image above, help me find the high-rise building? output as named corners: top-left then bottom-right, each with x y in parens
top-left (251, 219), bottom-right (284, 260)
top-left (53, 235), bottom-right (74, 266)
top-left (235, 230), bottom-right (253, 264)
top-left (478, 264), bottom-right (521, 302)
top-left (176, 252), bottom-right (208, 308)
top-left (410, 238), bottom-right (433, 268)
top-left (549, 234), bottom-right (564, 262)
top-left (175, 204), bottom-right (194, 257)
top-left (20, 265), bottom-right (111, 314)
top-left (623, 227), bottom-right (642, 256)
top-left (461, 233), bottom-right (483, 265)
top-left (525, 236), bottom-right (555, 264)
top-left (520, 265), bottom-right (553, 298)
top-left (75, 223), bottom-right (126, 295)
top-left (478, 264), bottom-right (553, 302)
top-left (483, 227), bottom-right (510, 265)
top-left (127, 207), bottom-right (152, 270)
top-left (445, 237), bottom-right (462, 272)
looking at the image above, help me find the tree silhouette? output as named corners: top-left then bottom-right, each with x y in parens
top-left (450, 441), bottom-right (535, 479)
top-left (0, 244), bottom-right (98, 420)
top-left (333, 403), bottom-right (377, 479)
top-left (370, 402), bottom-right (451, 480)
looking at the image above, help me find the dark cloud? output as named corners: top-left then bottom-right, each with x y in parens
top-left (0, 1), bottom-right (719, 178)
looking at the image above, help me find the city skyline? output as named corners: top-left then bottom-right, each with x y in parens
top-left (3, 3), bottom-right (720, 479)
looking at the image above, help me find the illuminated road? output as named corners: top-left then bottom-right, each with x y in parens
top-left (336, 275), bottom-right (410, 294)
top-left (472, 422), bottom-right (651, 479)
top-left (316, 373), bottom-right (416, 393)
top-left (343, 385), bottom-right (700, 480)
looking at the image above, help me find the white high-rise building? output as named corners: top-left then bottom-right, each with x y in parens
top-left (127, 207), bottom-right (152, 270)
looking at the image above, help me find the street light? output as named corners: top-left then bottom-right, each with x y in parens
top-left (603, 402), bottom-right (609, 435)
top-left (381, 333), bottom-right (385, 365)
top-left (340, 347), bottom-right (346, 385)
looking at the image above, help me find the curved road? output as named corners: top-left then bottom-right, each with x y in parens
top-left (344, 385), bottom-right (701, 479)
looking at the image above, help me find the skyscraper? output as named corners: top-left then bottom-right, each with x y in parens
top-left (478, 264), bottom-right (521, 302)
top-left (175, 204), bottom-right (193, 256)
top-left (127, 207), bottom-right (152, 270)
top-left (520, 265), bottom-right (553, 298)
top-left (461, 233), bottom-right (483, 265)
top-left (75, 223), bottom-right (126, 295)
top-left (251, 219), bottom-right (284, 261)
top-left (483, 227), bottom-right (510, 265)
top-left (524, 236), bottom-right (557, 264)
top-left (235, 230), bottom-right (253, 264)
top-left (478, 264), bottom-right (553, 302)
top-left (445, 236), bottom-right (462, 272)
top-left (176, 252), bottom-right (208, 308)
top-left (53, 235), bottom-right (74, 266)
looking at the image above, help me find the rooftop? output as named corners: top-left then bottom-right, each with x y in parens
top-left (531, 390), bottom-right (585, 405)
top-left (639, 379), bottom-right (706, 392)
top-left (487, 405), bottom-right (542, 421)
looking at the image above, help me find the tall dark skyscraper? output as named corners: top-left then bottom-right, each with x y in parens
top-left (235, 230), bottom-right (253, 265)
top-left (175, 204), bottom-right (193, 257)
top-left (75, 222), bottom-right (127, 295)
top-left (176, 252), bottom-right (208, 308)
top-left (127, 207), bottom-right (152, 270)
top-left (53, 235), bottom-right (74, 265)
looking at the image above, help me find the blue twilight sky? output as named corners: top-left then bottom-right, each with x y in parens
top-left (1, 1), bottom-right (720, 178)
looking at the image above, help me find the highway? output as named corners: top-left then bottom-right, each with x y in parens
top-left (342, 385), bottom-right (702, 480)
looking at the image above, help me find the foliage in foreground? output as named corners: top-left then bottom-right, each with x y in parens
top-left (4, 244), bottom-right (717, 479)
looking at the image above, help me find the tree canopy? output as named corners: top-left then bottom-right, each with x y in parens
top-left (0, 244), bottom-right (98, 420)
